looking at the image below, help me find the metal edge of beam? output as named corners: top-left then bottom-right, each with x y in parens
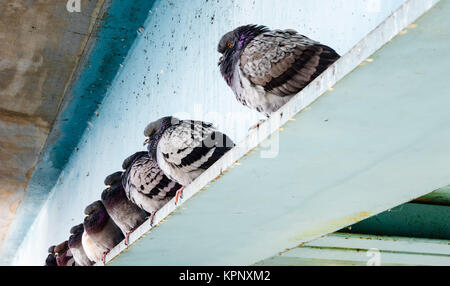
top-left (96, 0), bottom-right (440, 265)
top-left (413, 185), bottom-right (450, 206)
top-left (305, 233), bottom-right (450, 256)
top-left (257, 233), bottom-right (450, 266)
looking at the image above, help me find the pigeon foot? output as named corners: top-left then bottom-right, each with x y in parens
top-left (248, 119), bottom-right (267, 131)
top-left (175, 186), bottom-right (185, 205)
top-left (102, 250), bottom-right (110, 264)
top-left (149, 211), bottom-right (156, 227)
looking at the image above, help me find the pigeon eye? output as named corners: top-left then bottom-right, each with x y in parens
top-left (227, 42), bottom-right (233, 48)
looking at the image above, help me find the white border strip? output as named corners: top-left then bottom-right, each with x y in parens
top-left (99, 0), bottom-right (440, 265)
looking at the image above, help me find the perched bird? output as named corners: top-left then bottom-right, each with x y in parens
top-left (81, 231), bottom-right (107, 264)
top-left (54, 241), bottom-right (76, 266)
top-left (122, 151), bottom-right (181, 225)
top-left (83, 200), bottom-right (124, 262)
top-left (102, 171), bottom-right (149, 244)
top-left (68, 224), bottom-right (93, 266)
top-left (218, 25), bottom-right (340, 116)
top-left (143, 116), bottom-right (234, 192)
top-left (45, 245), bottom-right (57, 266)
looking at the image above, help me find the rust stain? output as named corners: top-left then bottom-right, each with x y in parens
top-left (290, 211), bottom-right (373, 242)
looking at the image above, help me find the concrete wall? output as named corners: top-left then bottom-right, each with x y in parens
top-left (8, 0), bottom-right (407, 265)
top-left (0, 0), bottom-right (105, 251)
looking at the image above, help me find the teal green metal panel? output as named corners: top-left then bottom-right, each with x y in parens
top-left (414, 185), bottom-right (450, 206)
top-left (109, 0), bottom-right (450, 266)
top-left (340, 203), bottom-right (450, 240)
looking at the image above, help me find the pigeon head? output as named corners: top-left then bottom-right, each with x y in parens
top-left (218, 24), bottom-right (269, 85)
top-left (104, 171), bottom-right (123, 187)
top-left (84, 200), bottom-right (109, 233)
top-left (48, 245), bottom-right (56, 254)
top-left (144, 116), bottom-right (180, 156)
top-left (101, 180), bottom-right (127, 207)
top-left (102, 171), bottom-right (126, 205)
top-left (54, 241), bottom-right (69, 256)
top-left (55, 241), bottom-right (74, 266)
top-left (122, 151), bottom-right (147, 170)
top-left (70, 223), bottom-right (84, 235)
top-left (68, 224), bottom-right (84, 248)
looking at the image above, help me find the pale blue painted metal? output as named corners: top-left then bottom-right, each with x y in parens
top-left (105, 0), bottom-right (450, 265)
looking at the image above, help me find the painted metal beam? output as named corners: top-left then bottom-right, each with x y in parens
top-left (256, 233), bottom-right (450, 266)
top-left (105, 0), bottom-right (448, 265)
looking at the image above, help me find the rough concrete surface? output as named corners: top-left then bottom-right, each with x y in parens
top-left (0, 0), bottom-right (104, 249)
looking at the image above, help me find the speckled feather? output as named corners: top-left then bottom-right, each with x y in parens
top-left (154, 119), bottom-right (235, 186)
top-left (122, 152), bottom-right (181, 214)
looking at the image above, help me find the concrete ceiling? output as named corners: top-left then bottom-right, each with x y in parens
top-left (0, 0), bottom-right (105, 249)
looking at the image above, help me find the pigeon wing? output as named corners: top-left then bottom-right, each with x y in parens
top-left (159, 120), bottom-right (234, 173)
top-left (240, 29), bottom-right (340, 96)
top-left (123, 153), bottom-right (179, 212)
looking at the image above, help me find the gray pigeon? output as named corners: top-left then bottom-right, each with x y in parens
top-left (218, 24), bottom-right (340, 116)
top-left (102, 171), bottom-right (149, 244)
top-left (54, 241), bottom-right (76, 266)
top-left (68, 224), bottom-right (93, 266)
top-left (81, 230), bottom-right (107, 264)
top-left (45, 245), bottom-right (57, 266)
top-left (83, 200), bottom-right (124, 262)
top-left (122, 151), bottom-right (182, 224)
top-left (143, 117), bottom-right (235, 192)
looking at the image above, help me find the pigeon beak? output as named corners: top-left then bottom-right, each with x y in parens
top-left (143, 137), bottom-right (150, 146)
top-left (218, 55), bottom-right (224, 66)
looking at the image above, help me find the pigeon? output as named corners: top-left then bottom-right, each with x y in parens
top-left (81, 231), bottom-right (107, 264)
top-left (143, 116), bottom-right (235, 193)
top-left (218, 24), bottom-right (340, 116)
top-left (68, 224), bottom-right (93, 266)
top-left (45, 245), bottom-right (57, 266)
top-left (83, 200), bottom-right (124, 262)
top-left (122, 151), bottom-right (181, 225)
top-left (54, 241), bottom-right (76, 266)
top-left (101, 171), bottom-right (149, 244)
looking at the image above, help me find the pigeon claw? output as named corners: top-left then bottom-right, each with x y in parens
top-left (125, 233), bottom-right (130, 246)
top-left (102, 250), bottom-right (110, 264)
top-left (149, 211), bottom-right (156, 227)
top-left (248, 119), bottom-right (266, 131)
top-left (175, 186), bottom-right (185, 205)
